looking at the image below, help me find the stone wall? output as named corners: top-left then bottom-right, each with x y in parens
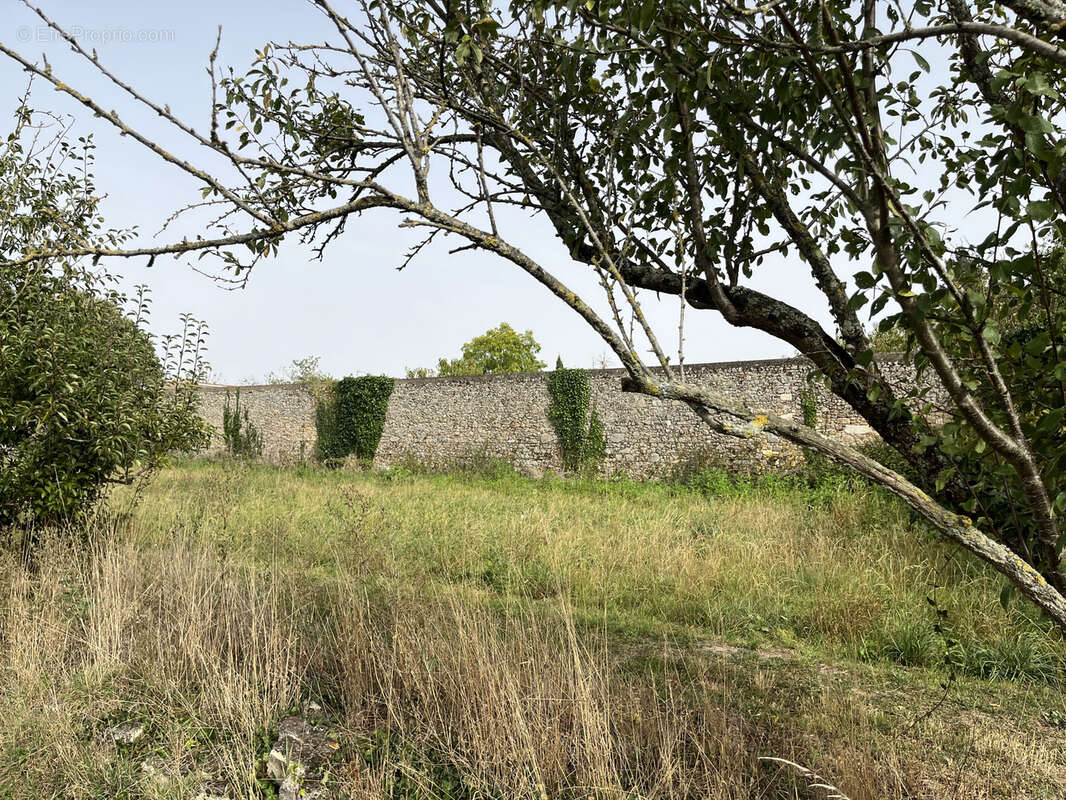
top-left (195, 355), bottom-right (927, 477)
top-left (197, 383), bottom-right (317, 463)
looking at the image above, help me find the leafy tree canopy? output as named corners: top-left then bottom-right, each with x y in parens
top-left (407, 323), bottom-right (546, 377)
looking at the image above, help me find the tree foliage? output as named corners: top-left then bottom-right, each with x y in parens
top-left (10, 1), bottom-right (1066, 626)
top-left (898, 247), bottom-right (1066, 581)
top-left (265, 355), bottom-right (332, 387)
top-left (407, 323), bottom-right (546, 377)
top-left (0, 98), bottom-right (208, 531)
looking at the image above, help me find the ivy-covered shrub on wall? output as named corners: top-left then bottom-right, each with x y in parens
top-left (314, 383), bottom-right (344, 466)
top-left (335, 375), bottom-right (395, 465)
top-left (547, 363), bottom-right (606, 472)
top-left (586, 400), bottom-right (606, 466)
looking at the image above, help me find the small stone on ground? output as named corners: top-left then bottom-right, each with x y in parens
top-left (266, 716), bottom-right (339, 800)
top-left (100, 721), bottom-right (145, 746)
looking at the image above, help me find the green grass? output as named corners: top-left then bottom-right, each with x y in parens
top-left (129, 459), bottom-right (1065, 675)
top-left (2, 458), bottom-right (1065, 799)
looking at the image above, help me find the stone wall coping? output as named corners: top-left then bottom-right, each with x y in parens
top-left (200, 353), bottom-right (907, 390)
top-left (197, 382), bottom-right (314, 393)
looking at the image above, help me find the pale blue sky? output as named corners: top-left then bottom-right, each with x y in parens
top-left (4, 1), bottom-right (856, 382)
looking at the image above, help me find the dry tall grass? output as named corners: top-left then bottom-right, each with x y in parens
top-left (2, 461), bottom-right (1065, 799)
top-left (0, 530), bottom-right (891, 799)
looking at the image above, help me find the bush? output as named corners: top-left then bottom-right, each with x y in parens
top-left (334, 376), bottom-right (395, 465)
top-left (689, 469), bottom-right (753, 497)
top-left (314, 385), bottom-right (344, 465)
top-left (855, 438), bottom-right (920, 484)
top-left (547, 365), bottom-right (606, 472)
top-left (870, 617), bottom-right (943, 668)
top-left (442, 449), bottom-right (521, 479)
top-left (952, 633), bottom-right (1062, 683)
top-left (0, 101), bottom-right (208, 536)
top-left (0, 283), bottom-right (208, 530)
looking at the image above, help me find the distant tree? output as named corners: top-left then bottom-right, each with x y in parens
top-left (265, 355), bottom-right (332, 386)
top-left (266, 354), bottom-right (336, 414)
top-left (0, 93), bottom-right (209, 536)
top-left (868, 325), bottom-right (909, 354)
top-left (263, 356), bottom-right (343, 464)
top-left (590, 352), bottom-right (613, 370)
top-left (407, 323), bottom-right (546, 377)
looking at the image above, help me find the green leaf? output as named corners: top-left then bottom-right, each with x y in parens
top-left (1028, 200), bottom-right (1057, 222)
top-left (935, 467), bottom-right (955, 493)
top-left (1024, 72), bottom-right (1058, 98)
top-left (854, 271), bottom-right (878, 289)
top-left (846, 293), bottom-right (868, 312)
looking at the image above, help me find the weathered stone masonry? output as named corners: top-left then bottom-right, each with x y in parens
top-left (196, 356), bottom-right (926, 477)
top-left (198, 383), bottom-right (317, 463)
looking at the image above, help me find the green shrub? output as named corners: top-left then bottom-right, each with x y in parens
top-left (855, 438), bottom-right (919, 484)
top-left (862, 615), bottom-right (1064, 682)
top-left (1, 287), bottom-right (209, 531)
top-left (586, 401), bottom-right (606, 467)
top-left (442, 448), bottom-right (520, 479)
top-left (802, 471), bottom-right (859, 509)
top-left (314, 383), bottom-right (344, 466)
top-left (547, 364), bottom-right (606, 472)
top-left (0, 104), bottom-right (208, 535)
top-left (334, 375), bottom-right (395, 465)
top-left (677, 466), bottom-right (746, 497)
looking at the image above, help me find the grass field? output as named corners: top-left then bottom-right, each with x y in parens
top-left (2, 459), bottom-right (1066, 799)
